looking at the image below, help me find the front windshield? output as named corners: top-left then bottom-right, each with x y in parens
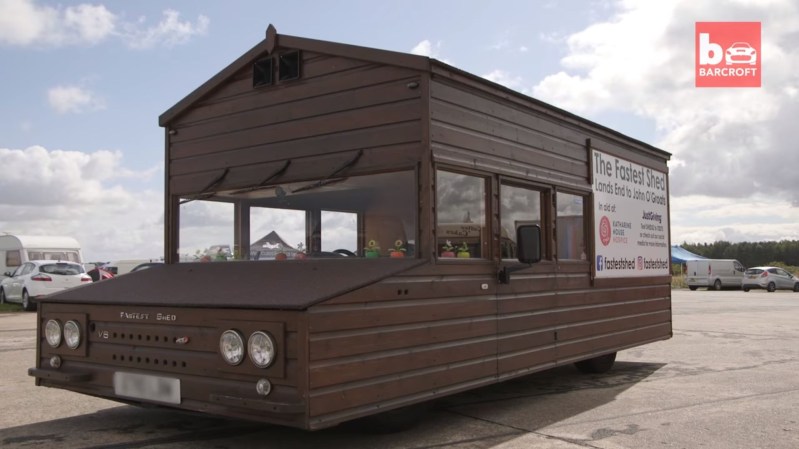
top-left (177, 170), bottom-right (417, 261)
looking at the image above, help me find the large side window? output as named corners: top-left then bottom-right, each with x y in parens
top-left (436, 170), bottom-right (487, 259)
top-left (500, 183), bottom-right (544, 260)
top-left (556, 192), bottom-right (586, 260)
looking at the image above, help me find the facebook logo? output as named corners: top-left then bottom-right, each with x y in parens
top-left (596, 255), bottom-right (604, 271)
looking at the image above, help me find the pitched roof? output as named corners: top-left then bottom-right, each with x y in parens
top-left (251, 230), bottom-right (295, 251)
top-left (158, 24), bottom-right (669, 159)
top-left (158, 24), bottom-right (430, 126)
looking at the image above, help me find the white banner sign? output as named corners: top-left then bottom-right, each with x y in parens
top-left (592, 150), bottom-right (670, 278)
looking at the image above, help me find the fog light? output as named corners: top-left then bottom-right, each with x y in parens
top-left (64, 320), bottom-right (81, 349)
top-left (256, 378), bottom-right (272, 396)
top-left (45, 320), bottom-right (62, 348)
top-left (49, 355), bottom-right (62, 368)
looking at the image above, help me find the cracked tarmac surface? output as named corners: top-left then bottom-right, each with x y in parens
top-left (1, 289), bottom-right (798, 448)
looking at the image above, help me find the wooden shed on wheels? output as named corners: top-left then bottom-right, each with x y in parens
top-left (30, 25), bottom-right (672, 430)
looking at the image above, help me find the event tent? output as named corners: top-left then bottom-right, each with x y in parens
top-left (671, 245), bottom-right (707, 264)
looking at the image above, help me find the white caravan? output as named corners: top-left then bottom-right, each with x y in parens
top-left (0, 234), bottom-right (83, 276)
top-left (686, 259), bottom-right (746, 290)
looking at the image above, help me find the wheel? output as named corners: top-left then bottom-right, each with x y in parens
top-left (332, 249), bottom-right (356, 257)
top-left (767, 282), bottom-right (776, 293)
top-left (22, 290), bottom-right (35, 311)
top-left (0, 288), bottom-right (5, 304)
top-left (743, 287), bottom-right (750, 292)
top-left (689, 286), bottom-right (698, 291)
top-left (713, 279), bottom-right (722, 291)
top-left (574, 352), bottom-right (617, 374)
top-left (793, 283), bottom-right (799, 292)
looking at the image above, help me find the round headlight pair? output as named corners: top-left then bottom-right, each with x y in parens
top-left (219, 330), bottom-right (276, 368)
top-left (44, 319), bottom-right (81, 349)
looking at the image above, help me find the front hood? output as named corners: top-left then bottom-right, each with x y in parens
top-left (42, 258), bottom-right (426, 310)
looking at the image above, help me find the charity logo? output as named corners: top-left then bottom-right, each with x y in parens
top-left (599, 216), bottom-right (612, 246)
top-left (695, 22), bottom-right (761, 88)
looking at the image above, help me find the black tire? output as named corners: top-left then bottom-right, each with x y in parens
top-left (574, 352), bottom-right (617, 374)
top-left (767, 282), bottom-right (776, 293)
top-left (0, 288), bottom-right (5, 304)
top-left (689, 286), bottom-right (698, 291)
top-left (22, 290), bottom-right (35, 311)
top-left (743, 287), bottom-right (750, 292)
top-left (793, 283), bottom-right (799, 292)
top-left (713, 279), bottom-right (722, 291)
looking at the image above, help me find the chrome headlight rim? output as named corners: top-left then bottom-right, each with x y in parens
top-left (219, 329), bottom-right (245, 366)
top-left (45, 319), bottom-right (62, 348)
top-left (63, 320), bottom-right (81, 349)
top-left (247, 331), bottom-right (276, 369)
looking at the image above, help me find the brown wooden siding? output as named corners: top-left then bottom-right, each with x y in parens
top-left (430, 80), bottom-right (590, 191)
top-left (306, 266), bottom-right (498, 424)
top-left (306, 266), bottom-right (671, 427)
top-left (167, 52), bottom-right (424, 195)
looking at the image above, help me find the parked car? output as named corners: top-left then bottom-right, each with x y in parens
top-left (130, 261), bottom-right (164, 273)
top-left (86, 266), bottom-right (115, 282)
top-left (0, 260), bottom-right (92, 311)
top-left (742, 266), bottom-right (799, 292)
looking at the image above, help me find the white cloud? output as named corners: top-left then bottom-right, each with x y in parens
top-left (0, 0), bottom-right (207, 48)
top-left (482, 69), bottom-right (526, 92)
top-left (0, 145), bottom-right (163, 260)
top-left (530, 0), bottom-right (799, 243)
top-left (0, 0), bottom-right (114, 46)
top-left (122, 9), bottom-right (210, 50)
top-left (47, 85), bottom-right (105, 114)
top-left (62, 3), bottom-right (115, 44)
top-left (410, 39), bottom-right (435, 57)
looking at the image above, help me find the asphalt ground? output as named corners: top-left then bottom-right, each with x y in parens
top-left (1, 289), bottom-right (798, 448)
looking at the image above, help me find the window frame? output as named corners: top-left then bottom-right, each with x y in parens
top-left (554, 188), bottom-right (590, 262)
top-left (434, 166), bottom-right (493, 262)
top-left (498, 178), bottom-right (552, 262)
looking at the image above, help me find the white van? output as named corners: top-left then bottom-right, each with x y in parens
top-left (0, 234), bottom-right (83, 276)
top-left (686, 259), bottom-right (745, 290)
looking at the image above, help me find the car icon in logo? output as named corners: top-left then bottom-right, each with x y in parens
top-left (725, 42), bottom-right (757, 65)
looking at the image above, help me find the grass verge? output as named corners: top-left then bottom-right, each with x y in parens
top-left (0, 303), bottom-right (24, 313)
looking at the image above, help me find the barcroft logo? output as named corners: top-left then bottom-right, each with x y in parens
top-left (695, 22), bottom-right (761, 88)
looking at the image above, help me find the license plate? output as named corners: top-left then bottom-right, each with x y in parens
top-left (113, 372), bottom-right (181, 405)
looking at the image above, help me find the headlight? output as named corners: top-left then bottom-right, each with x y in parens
top-left (219, 330), bottom-right (245, 365)
top-left (64, 320), bottom-right (81, 349)
top-left (45, 320), bottom-right (62, 348)
top-left (248, 331), bottom-right (276, 368)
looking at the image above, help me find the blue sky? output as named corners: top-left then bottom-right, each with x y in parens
top-left (1, 0), bottom-right (797, 261)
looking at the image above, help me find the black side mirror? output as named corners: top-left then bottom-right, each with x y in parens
top-left (499, 224), bottom-right (542, 284)
top-left (516, 224), bottom-right (542, 264)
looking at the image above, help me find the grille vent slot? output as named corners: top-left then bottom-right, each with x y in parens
top-left (112, 353), bottom-right (188, 368)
